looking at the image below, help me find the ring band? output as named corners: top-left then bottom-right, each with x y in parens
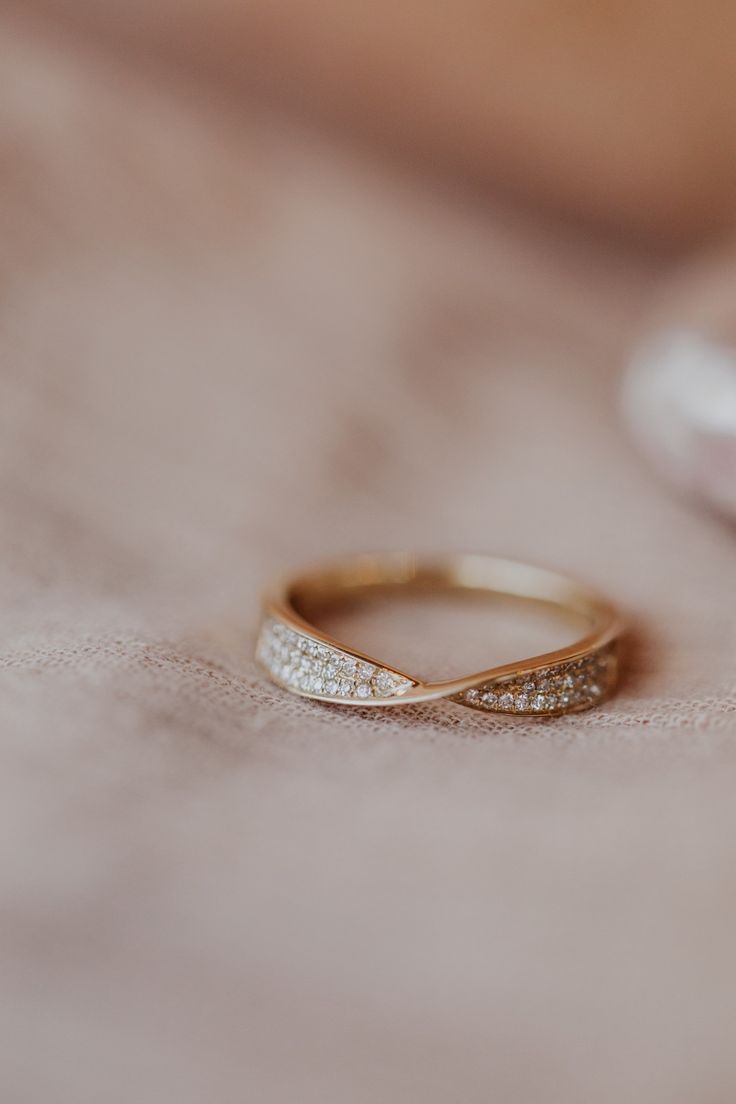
top-left (256, 553), bottom-right (624, 717)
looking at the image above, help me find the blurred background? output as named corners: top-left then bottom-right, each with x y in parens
top-left (1, 4), bottom-right (735, 1103)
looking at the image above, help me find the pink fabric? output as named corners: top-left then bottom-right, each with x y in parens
top-left (1, 12), bottom-right (735, 1103)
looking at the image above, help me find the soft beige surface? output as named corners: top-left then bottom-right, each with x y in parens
top-left (1, 13), bottom-right (735, 1103)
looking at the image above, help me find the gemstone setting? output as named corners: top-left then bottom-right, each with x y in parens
top-left (453, 646), bottom-right (618, 716)
top-left (256, 618), bottom-right (414, 702)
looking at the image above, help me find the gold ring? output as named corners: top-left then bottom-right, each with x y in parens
top-left (255, 552), bottom-right (624, 717)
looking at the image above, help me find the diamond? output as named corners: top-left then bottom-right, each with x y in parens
top-left (374, 671), bottom-right (398, 696)
top-left (357, 662), bottom-right (376, 680)
top-left (337, 678), bottom-right (353, 696)
top-left (325, 679), bottom-right (339, 695)
top-left (340, 658), bottom-right (357, 676)
top-left (356, 683), bottom-right (372, 699)
top-left (498, 692), bottom-right (515, 710)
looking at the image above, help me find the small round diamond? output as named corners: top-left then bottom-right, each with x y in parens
top-left (498, 692), bottom-right (515, 710)
top-left (337, 678), bottom-right (353, 696)
top-left (356, 683), bottom-right (372, 699)
top-left (374, 671), bottom-right (399, 696)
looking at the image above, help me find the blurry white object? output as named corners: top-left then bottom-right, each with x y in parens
top-left (624, 298), bottom-right (736, 521)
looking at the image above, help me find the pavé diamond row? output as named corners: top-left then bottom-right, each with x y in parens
top-left (453, 645), bottom-right (618, 716)
top-left (256, 618), bottom-right (414, 701)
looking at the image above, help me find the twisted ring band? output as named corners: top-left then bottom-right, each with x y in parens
top-left (255, 553), bottom-right (623, 718)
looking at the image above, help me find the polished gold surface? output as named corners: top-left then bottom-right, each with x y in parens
top-left (256, 553), bottom-right (624, 717)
